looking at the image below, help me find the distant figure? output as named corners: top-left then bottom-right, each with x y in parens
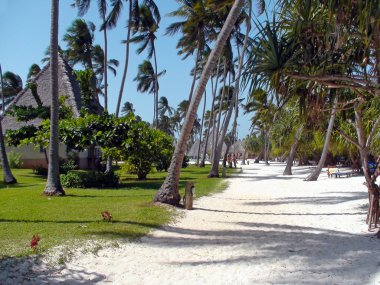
top-left (232, 153), bottom-right (237, 168)
top-left (228, 154), bottom-right (233, 168)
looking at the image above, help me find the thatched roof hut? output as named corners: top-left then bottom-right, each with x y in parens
top-left (1, 55), bottom-right (102, 131)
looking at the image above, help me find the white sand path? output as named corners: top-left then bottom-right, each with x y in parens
top-left (1, 163), bottom-right (380, 284)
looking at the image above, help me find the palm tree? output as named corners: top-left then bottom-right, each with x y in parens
top-left (27, 64), bottom-right (41, 81)
top-left (121, 101), bottom-right (135, 116)
top-left (166, 0), bottom-right (212, 103)
top-left (44, 0), bottom-right (65, 196)
top-left (104, 0), bottom-right (159, 117)
top-left (130, 4), bottom-right (161, 127)
top-left (208, 0), bottom-right (251, 177)
top-left (134, 60), bottom-right (165, 125)
top-left (154, 0), bottom-right (246, 205)
top-left (158, 96), bottom-right (174, 117)
top-left (72, 0), bottom-right (110, 110)
top-left (63, 19), bottom-right (99, 102)
top-left (92, 44), bottom-right (119, 94)
top-left (1, 71), bottom-right (23, 98)
top-left (0, 64), bottom-right (17, 184)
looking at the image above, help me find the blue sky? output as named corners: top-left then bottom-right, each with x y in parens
top-left (0, 0), bottom-right (257, 139)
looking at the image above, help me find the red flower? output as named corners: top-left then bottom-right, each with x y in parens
top-left (101, 211), bottom-right (112, 222)
top-left (31, 235), bottom-right (41, 250)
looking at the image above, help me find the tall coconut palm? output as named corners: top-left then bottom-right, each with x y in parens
top-left (130, 4), bottom-right (160, 127)
top-left (44, 0), bottom-right (65, 196)
top-left (208, 0), bottom-right (251, 177)
top-left (72, 0), bottom-right (110, 110)
top-left (158, 96), bottom-right (174, 117)
top-left (134, 60), bottom-right (165, 125)
top-left (0, 64), bottom-right (17, 184)
top-left (121, 101), bottom-right (135, 116)
top-left (166, 0), bottom-right (212, 103)
top-left (154, 0), bottom-right (246, 205)
top-left (92, 44), bottom-right (119, 94)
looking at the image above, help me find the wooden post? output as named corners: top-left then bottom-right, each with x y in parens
top-left (184, 182), bottom-right (194, 210)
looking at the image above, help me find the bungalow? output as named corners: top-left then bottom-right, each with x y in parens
top-left (1, 55), bottom-right (103, 169)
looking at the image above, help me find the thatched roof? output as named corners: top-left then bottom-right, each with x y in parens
top-left (1, 55), bottom-right (102, 131)
top-left (230, 140), bottom-right (245, 153)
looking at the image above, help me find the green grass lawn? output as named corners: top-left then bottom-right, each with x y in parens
top-left (0, 165), bottom-right (235, 258)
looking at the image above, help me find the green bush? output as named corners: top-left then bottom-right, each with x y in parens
top-left (61, 170), bottom-right (119, 188)
top-left (32, 165), bottom-right (48, 176)
top-left (182, 156), bottom-right (190, 168)
top-left (8, 151), bottom-right (23, 168)
top-left (59, 159), bottom-right (78, 174)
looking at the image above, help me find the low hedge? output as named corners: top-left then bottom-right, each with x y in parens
top-left (61, 170), bottom-right (119, 188)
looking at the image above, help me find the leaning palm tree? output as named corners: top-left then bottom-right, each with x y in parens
top-left (0, 64), bottom-right (17, 184)
top-left (130, 4), bottom-right (160, 127)
top-left (44, 0), bottom-right (65, 196)
top-left (134, 60), bottom-right (165, 125)
top-left (154, 0), bottom-right (246, 205)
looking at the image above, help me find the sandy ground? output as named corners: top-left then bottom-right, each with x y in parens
top-left (1, 163), bottom-right (380, 284)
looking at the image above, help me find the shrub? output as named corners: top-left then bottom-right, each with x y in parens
top-left (59, 159), bottom-right (78, 174)
top-left (8, 151), bottom-right (22, 168)
top-left (122, 121), bottom-right (174, 180)
top-left (61, 170), bottom-right (119, 188)
top-left (182, 155), bottom-right (190, 168)
top-left (32, 165), bottom-right (48, 176)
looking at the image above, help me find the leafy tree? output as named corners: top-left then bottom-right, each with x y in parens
top-left (122, 121), bottom-right (174, 179)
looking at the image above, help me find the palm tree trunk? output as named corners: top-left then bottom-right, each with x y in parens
top-left (212, 61), bottom-right (228, 164)
top-left (153, 43), bottom-right (159, 128)
top-left (196, 90), bottom-right (207, 165)
top-left (208, 89), bottom-right (235, 177)
top-left (208, 4), bottom-right (251, 177)
top-left (201, 75), bottom-right (218, 167)
top-left (0, 121), bottom-right (17, 184)
top-left (283, 124), bottom-right (304, 175)
top-left (44, 0), bottom-right (64, 196)
top-left (0, 64), bottom-right (17, 184)
top-left (154, 0), bottom-right (245, 205)
top-left (305, 94), bottom-right (338, 181)
top-left (102, 10), bottom-right (108, 112)
top-left (115, 0), bottom-right (132, 118)
top-left (210, 59), bottom-right (221, 161)
top-left (188, 42), bottom-right (201, 103)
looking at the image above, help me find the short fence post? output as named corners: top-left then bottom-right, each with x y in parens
top-left (184, 182), bottom-right (194, 210)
